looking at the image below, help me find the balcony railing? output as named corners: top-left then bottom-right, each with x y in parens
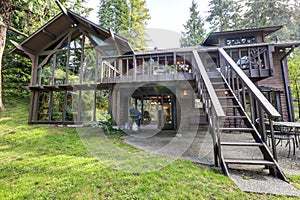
top-left (223, 44), bottom-right (274, 78)
top-left (99, 53), bottom-right (195, 83)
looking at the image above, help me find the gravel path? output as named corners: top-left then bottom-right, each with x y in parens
top-left (124, 129), bottom-right (300, 196)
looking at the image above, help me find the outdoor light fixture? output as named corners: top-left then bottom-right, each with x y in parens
top-left (183, 90), bottom-right (187, 96)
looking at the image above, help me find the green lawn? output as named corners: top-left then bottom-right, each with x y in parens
top-left (0, 102), bottom-right (299, 199)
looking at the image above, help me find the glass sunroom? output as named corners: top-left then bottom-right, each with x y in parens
top-left (12, 9), bottom-right (133, 124)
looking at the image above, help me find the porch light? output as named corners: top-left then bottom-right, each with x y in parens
top-left (183, 90), bottom-right (188, 96)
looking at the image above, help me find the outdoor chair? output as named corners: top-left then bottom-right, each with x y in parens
top-left (256, 118), bottom-right (296, 157)
top-left (294, 127), bottom-right (300, 148)
top-left (267, 124), bottom-right (296, 158)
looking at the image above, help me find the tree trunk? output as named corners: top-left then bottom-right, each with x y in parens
top-left (0, 24), bottom-right (7, 111)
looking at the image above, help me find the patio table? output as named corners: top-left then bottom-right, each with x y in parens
top-left (272, 121), bottom-right (300, 152)
top-left (263, 121), bottom-right (300, 157)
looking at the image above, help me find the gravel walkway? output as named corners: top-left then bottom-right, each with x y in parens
top-left (124, 129), bottom-right (300, 197)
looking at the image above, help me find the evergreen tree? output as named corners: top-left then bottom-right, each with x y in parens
top-left (206, 0), bottom-right (243, 32)
top-left (240, 0), bottom-right (299, 40)
top-left (243, 0), bottom-right (291, 27)
top-left (98, 0), bottom-right (150, 52)
top-left (289, 0), bottom-right (300, 40)
top-left (180, 0), bottom-right (206, 47)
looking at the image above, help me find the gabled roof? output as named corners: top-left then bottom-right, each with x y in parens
top-left (12, 9), bottom-right (134, 57)
top-left (202, 25), bottom-right (283, 46)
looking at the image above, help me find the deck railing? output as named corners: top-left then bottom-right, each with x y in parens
top-left (223, 44), bottom-right (274, 78)
top-left (192, 50), bottom-right (226, 169)
top-left (100, 53), bottom-right (194, 83)
top-left (218, 48), bottom-right (281, 160)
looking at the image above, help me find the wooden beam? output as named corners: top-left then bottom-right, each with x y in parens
top-left (10, 40), bottom-right (36, 56)
top-left (110, 28), bottom-right (121, 55)
top-left (37, 32), bottom-right (71, 69)
top-left (55, 0), bottom-right (68, 16)
top-left (42, 29), bottom-right (56, 40)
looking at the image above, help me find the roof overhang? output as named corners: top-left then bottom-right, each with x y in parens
top-left (12, 9), bottom-right (134, 58)
top-left (203, 25), bottom-right (283, 46)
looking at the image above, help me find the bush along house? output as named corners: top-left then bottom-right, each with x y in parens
top-left (12, 7), bottom-right (300, 182)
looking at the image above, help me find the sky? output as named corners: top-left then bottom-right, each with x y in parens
top-left (86, 0), bottom-right (210, 48)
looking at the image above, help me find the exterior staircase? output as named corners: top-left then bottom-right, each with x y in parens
top-left (211, 71), bottom-right (287, 182)
top-left (192, 49), bottom-right (288, 182)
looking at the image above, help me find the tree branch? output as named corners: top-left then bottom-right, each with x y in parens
top-left (0, 21), bottom-right (28, 38)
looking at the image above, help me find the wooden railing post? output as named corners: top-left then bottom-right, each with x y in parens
top-left (269, 118), bottom-right (278, 161)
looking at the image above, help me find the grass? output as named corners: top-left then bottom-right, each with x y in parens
top-left (0, 102), bottom-right (299, 199)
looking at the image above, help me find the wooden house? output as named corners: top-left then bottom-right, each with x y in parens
top-left (12, 8), bottom-right (300, 181)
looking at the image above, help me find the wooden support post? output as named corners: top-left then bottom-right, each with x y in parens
top-left (62, 91), bottom-right (67, 122)
top-left (242, 81), bottom-right (247, 112)
top-left (49, 91), bottom-right (54, 121)
top-left (118, 58), bottom-right (122, 78)
top-left (263, 47), bottom-right (267, 70)
top-left (100, 59), bottom-right (103, 82)
top-left (269, 119), bottom-right (278, 161)
top-left (78, 90), bottom-right (82, 122)
top-left (79, 35), bottom-right (85, 84)
top-left (142, 57), bottom-right (145, 76)
top-left (125, 59), bottom-right (127, 77)
top-left (65, 34), bottom-right (71, 84)
top-left (249, 92), bottom-right (256, 123)
top-left (51, 53), bottom-right (57, 85)
top-left (257, 47), bottom-right (262, 76)
top-left (114, 59), bottom-right (117, 80)
top-left (95, 52), bottom-right (99, 83)
top-left (268, 45), bottom-right (275, 75)
top-left (93, 90), bottom-right (97, 121)
top-left (236, 77), bottom-right (240, 101)
top-left (133, 55), bottom-right (137, 81)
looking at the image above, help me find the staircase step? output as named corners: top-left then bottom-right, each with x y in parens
top-left (218, 96), bottom-right (235, 99)
top-left (214, 88), bottom-right (230, 91)
top-left (224, 158), bottom-right (275, 166)
top-left (219, 127), bottom-right (254, 132)
top-left (221, 142), bottom-right (264, 146)
top-left (222, 105), bottom-right (240, 108)
top-left (224, 116), bottom-right (247, 119)
top-left (212, 82), bottom-right (225, 86)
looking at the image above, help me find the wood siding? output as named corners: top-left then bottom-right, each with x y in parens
top-left (256, 50), bottom-right (289, 121)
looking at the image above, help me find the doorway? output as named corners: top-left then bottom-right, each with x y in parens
top-left (131, 86), bottom-right (176, 130)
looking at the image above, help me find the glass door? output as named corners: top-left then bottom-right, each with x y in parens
top-left (139, 94), bottom-right (174, 130)
top-left (162, 94), bottom-right (174, 130)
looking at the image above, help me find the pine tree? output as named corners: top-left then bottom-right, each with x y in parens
top-left (206, 0), bottom-right (243, 32)
top-left (289, 0), bottom-right (300, 40)
top-left (242, 0), bottom-right (295, 40)
top-left (180, 0), bottom-right (206, 47)
top-left (98, 0), bottom-right (150, 52)
top-left (244, 0), bottom-right (289, 27)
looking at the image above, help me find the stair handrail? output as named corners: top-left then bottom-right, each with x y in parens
top-left (193, 50), bottom-right (226, 118)
top-left (192, 50), bottom-right (226, 169)
top-left (218, 48), bottom-right (281, 160)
